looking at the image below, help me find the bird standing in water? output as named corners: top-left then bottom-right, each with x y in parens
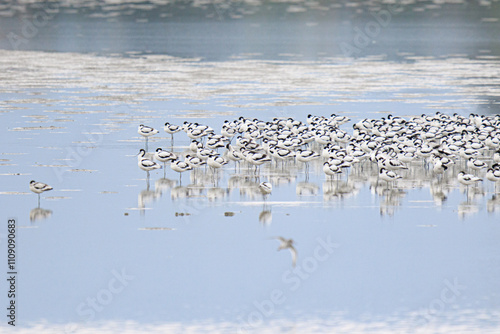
top-left (138, 124), bottom-right (159, 151)
top-left (30, 180), bottom-right (53, 207)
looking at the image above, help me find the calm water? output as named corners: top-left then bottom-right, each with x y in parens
top-left (1, 1), bottom-right (500, 333)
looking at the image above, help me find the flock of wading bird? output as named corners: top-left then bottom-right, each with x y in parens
top-left (134, 112), bottom-right (500, 215)
top-left (28, 112), bottom-right (500, 216)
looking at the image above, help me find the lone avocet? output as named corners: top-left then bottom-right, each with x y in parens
top-left (30, 180), bottom-right (53, 207)
top-left (259, 181), bottom-right (272, 198)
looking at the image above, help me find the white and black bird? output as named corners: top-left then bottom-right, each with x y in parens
top-left (486, 168), bottom-right (500, 192)
top-left (164, 122), bottom-right (181, 144)
top-left (138, 124), bottom-right (159, 150)
top-left (225, 144), bottom-right (244, 162)
top-left (494, 150), bottom-right (500, 164)
top-left (170, 159), bottom-right (193, 184)
top-left (467, 157), bottom-right (487, 172)
top-left (185, 154), bottom-right (206, 168)
top-left (137, 149), bottom-right (162, 176)
top-left (187, 127), bottom-right (206, 140)
top-left (295, 149), bottom-right (320, 163)
top-left (323, 161), bottom-right (342, 178)
top-left (259, 181), bottom-right (272, 199)
top-left (432, 159), bottom-right (448, 176)
top-left (207, 154), bottom-right (229, 170)
top-left (457, 171), bottom-right (482, 186)
top-left (245, 151), bottom-right (272, 172)
top-left (189, 140), bottom-right (203, 152)
top-left (197, 147), bottom-right (217, 161)
top-left (221, 125), bottom-right (237, 139)
top-left (155, 148), bottom-right (177, 169)
top-left (379, 158), bottom-right (408, 171)
top-left (379, 168), bottom-right (402, 186)
top-left (206, 136), bottom-right (227, 150)
top-left (457, 171), bottom-right (482, 199)
top-left (138, 124), bottom-right (159, 138)
top-left (30, 180), bottom-right (53, 207)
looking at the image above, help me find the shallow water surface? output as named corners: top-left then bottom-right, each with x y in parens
top-left (1, 1), bottom-right (500, 333)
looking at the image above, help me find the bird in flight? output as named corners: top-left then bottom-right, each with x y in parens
top-left (270, 236), bottom-right (297, 267)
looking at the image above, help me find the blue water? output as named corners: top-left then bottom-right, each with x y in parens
top-left (1, 1), bottom-right (500, 333)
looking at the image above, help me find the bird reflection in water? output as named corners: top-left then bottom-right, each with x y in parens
top-left (487, 194), bottom-right (500, 213)
top-left (259, 210), bottom-right (272, 226)
top-left (258, 181), bottom-right (273, 223)
top-left (138, 175), bottom-right (161, 215)
top-left (296, 182), bottom-right (319, 197)
top-left (170, 185), bottom-right (191, 200)
top-left (239, 179), bottom-right (262, 200)
top-left (374, 186), bottom-right (407, 217)
top-left (458, 201), bottom-right (479, 219)
top-left (30, 207), bottom-right (52, 222)
top-left (155, 178), bottom-right (178, 192)
top-left (323, 180), bottom-right (358, 202)
top-left (207, 187), bottom-right (228, 202)
top-left (429, 179), bottom-right (449, 207)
